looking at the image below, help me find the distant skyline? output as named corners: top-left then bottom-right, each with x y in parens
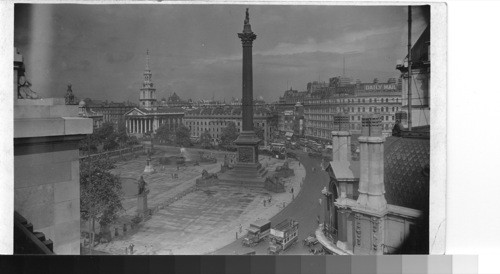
top-left (14, 4), bottom-right (429, 103)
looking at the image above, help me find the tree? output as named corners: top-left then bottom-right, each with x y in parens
top-left (254, 125), bottom-right (264, 142)
top-left (220, 122), bottom-right (239, 148)
top-left (80, 155), bottom-right (123, 246)
top-left (200, 131), bottom-right (212, 149)
top-left (115, 120), bottom-right (129, 147)
top-left (94, 122), bottom-right (115, 144)
top-left (93, 122), bottom-right (119, 151)
top-left (79, 134), bottom-right (100, 155)
top-left (175, 124), bottom-right (192, 147)
top-left (155, 123), bottom-right (171, 144)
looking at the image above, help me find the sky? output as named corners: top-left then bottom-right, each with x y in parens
top-left (14, 4), bottom-right (429, 103)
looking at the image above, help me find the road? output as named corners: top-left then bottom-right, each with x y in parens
top-left (212, 150), bottom-right (329, 255)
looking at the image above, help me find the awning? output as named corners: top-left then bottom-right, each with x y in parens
top-left (285, 132), bottom-right (294, 137)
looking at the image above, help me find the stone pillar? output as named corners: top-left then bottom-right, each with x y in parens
top-left (356, 114), bottom-right (386, 211)
top-left (233, 8), bottom-right (260, 156)
top-left (217, 9), bottom-right (267, 187)
top-left (331, 131), bottom-right (351, 162)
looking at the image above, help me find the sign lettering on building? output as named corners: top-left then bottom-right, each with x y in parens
top-left (364, 84), bottom-right (397, 91)
top-left (284, 110), bottom-right (294, 116)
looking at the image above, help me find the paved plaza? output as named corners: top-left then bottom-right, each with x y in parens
top-left (93, 147), bottom-right (305, 255)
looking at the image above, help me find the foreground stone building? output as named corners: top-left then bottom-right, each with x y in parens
top-left (317, 114), bottom-right (429, 254)
top-left (14, 49), bottom-right (93, 254)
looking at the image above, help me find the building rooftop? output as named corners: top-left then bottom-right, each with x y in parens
top-left (329, 134), bottom-right (429, 212)
top-left (185, 106), bottom-right (271, 117)
top-left (383, 136), bottom-right (430, 211)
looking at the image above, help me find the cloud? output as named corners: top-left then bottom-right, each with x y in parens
top-left (105, 52), bottom-right (135, 64)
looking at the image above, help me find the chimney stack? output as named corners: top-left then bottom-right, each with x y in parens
top-left (395, 111), bottom-right (408, 128)
top-left (331, 114), bottom-right (351, 162)
top-left (356, 114), bottom-right (387, 211)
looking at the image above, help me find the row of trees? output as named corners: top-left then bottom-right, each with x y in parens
top-left (155, 124), bottom-right (191, 147)
top-left (156, 121), bottom-right (265, 149)
top-left (79, 121), bottom-right (139, 154)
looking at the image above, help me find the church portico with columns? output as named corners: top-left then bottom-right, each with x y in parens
top-left (124, 108), bottom-right (184, 136)
top-left (124, 50), bottom-right (185, 137)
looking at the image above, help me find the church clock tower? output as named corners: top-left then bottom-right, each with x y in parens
top-left (139, 49), bottom-right (157, 110)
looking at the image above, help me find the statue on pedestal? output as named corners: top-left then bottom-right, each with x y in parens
top-left (137, 175), bottom-right (147, 195)
top-left (65, 83), bottom-right (75, 105)
top-left (18, 75), bottom-right (39, 99)
top-left (136, 175), bottom-right (149, 218)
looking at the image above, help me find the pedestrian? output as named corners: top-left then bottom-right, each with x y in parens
top-left (239, 224), bottom-right (242, 234)
top-left (319, 198), bottom-right (322, 205)
top-left (317, 215), bottom-right (320, 225)
top-left (125, 247), bottom-right (128, 255)
top-left (263, 199), bottom-right (266, 207)
top-left (129, 244), bottom-right (135, 254)
top-left (236, 232), bottom-right (238, 239)
top-left (291, 187), bottom-right (294, 194)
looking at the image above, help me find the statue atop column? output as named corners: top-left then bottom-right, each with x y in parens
top-left (244, 8), bottom-right (249, 25)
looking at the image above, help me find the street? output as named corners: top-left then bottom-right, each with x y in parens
top-left (212, 150), bottom-right (328, 255)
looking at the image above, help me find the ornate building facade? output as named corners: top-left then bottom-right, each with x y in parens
top-left (316, 114), bottom-right (429, 254)
top-left (124, 51), bottom-right (185, 136)
top-left (304, 80), bottom-right (402, 142)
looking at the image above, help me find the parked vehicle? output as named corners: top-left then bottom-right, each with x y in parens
top-left (242, 219), bottom-right (271, 247)
top-left (303, 233), bottom-right (319, 247)
top-left (268, 219), bottom-right (299, 254)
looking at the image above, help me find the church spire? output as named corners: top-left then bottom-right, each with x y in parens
top-left (140, 49), bottom-right (156, 110)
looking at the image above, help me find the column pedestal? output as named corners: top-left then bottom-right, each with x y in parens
top-left (217, 131), bottom-right (267, 187)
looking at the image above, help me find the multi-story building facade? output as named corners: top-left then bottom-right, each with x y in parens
top-left (277, 102), bottom-right (305, 139)
top-left (84, 100), bottom-right (136, 125)
top-left (184, 106), bottom-right (274, 146)
top-left (278, 88), bottom-right (310, 105)
top-left (304, 80), bottom-right (402, 142)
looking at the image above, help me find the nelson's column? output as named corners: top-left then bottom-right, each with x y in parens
top-left (219, 8), bottom-right (268, 187)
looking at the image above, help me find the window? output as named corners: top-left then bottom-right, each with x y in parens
top-left (369, 98), bottom-right (372, 103)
